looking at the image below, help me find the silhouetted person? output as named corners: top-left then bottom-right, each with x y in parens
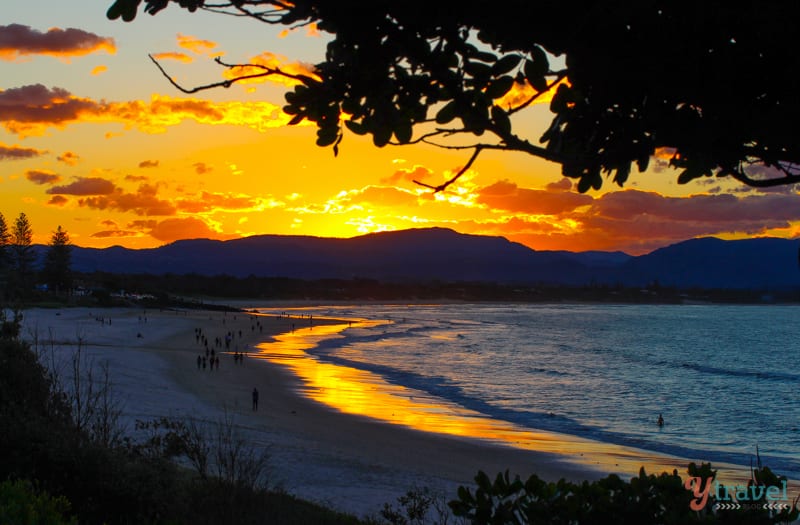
top-left (657, 414), bottom-right (664, 427)
top-left (252, 387), bottom-right (259, 411)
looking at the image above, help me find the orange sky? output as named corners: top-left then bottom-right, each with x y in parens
top-left (1, 3), bottom-right (799, 255)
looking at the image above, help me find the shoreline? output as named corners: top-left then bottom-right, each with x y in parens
top-left (18, 305), bottom-right (792, 516)
top-left (250, 313), bottom-right (770, 486)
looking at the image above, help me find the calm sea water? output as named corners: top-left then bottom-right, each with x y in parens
top-left (258, 303), bottom-right (800, 479)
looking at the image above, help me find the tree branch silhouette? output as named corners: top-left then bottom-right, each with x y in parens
top-left (148, 54), bottom-right (317, 94)
top-left (108, 1), bottom-right (800, 192)
top-left (413, 146), bottom-right (484, 193)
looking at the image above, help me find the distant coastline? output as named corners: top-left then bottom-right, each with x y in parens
top-left (71, 272), bottom-right (800, 309)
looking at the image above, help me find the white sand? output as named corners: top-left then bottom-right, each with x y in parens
top-left (18, 305), bottom-right (752, 517)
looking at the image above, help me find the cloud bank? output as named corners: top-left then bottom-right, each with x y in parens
top-left (0, 24), bottom-right (115, 61)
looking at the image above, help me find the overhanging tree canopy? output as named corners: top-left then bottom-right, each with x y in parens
top-left (107, 1), bottom-right (800, 192)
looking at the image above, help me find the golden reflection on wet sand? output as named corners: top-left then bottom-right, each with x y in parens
top-left (254, 320), bottom-right (761, 486)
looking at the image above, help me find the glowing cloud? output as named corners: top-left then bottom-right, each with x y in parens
top-left (147, 217), bottom-right (222, 242)
top-left (278, 22), bottom-right (320, 38)
top-left (493, 78), bottom-right (567, 109)
top-left (176, 34), bottom-right (217, 55)
top-left (151, 51), bottom-right (193, 63)
top-left (0, 142), bottom-right (45, 160)
top-left (221, 52), bottom-right (319, 87)
top-left (381, 165), bottom-right (434, 185)
top-left (0, 24), bottom-right (115, 61)
top-left (344, 185), bottom-right (421, 208)
top-left (176, 191), bottom-right (268, 213)
top-left (90, 65), bottom-right (107, 76)
top-left (0, 85), bottom-right (295, 137)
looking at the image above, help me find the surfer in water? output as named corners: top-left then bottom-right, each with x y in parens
top-left (657, 413), bottom-right (664, 427)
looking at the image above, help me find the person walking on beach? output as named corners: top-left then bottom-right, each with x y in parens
top-left (252, 387), bottom-right (259, 411)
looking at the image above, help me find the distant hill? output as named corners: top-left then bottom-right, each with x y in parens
top-left (42, 227), bottom-right (800, 290)
top-left (612, 237), bottom-right (800, 289)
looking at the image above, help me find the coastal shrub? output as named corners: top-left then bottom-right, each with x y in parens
top-left (376, 485), bottom-right (458, 525)
top-left (450, 466), bottom-right (800, 525)
top-left (133, 413), bottom-right (271, 490)
top-left (0, 479), bottom-right (77, 525)
top-left (2, 316), bottom-right (363, 524)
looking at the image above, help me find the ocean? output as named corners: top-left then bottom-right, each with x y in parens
top-left (254, 303), bottom-right (800, 481)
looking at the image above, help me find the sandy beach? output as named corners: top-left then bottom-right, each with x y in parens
top-left (18, 305), bottom-right (753, 517)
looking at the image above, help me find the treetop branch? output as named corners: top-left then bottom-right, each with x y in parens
top-left (147, 54), bottom-right (314, 95)
top-left (413, 146), bottom-right (484, 193)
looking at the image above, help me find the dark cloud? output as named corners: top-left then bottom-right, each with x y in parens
top-left (0, 24), bottom-right (115, 60)
top-left (25, 169), bottom-right (61, 185)
top-left (546, 189), bottom-right (800, 254)
top-left (545, 178), bottom-right (573, 191)
top-left (78, 183), bottom-right (176, 216)
top-left (477, 179), bottom-right (593, 215)
top-left (125, 174), bottom-right (149, 182)
top-left (589, 189), bottom-right (800, 223)
top-left (449, 187), bottom-right (800, 255)
top-left (47, 176), bottom-right (116, 195)
top-left (127, 220), bottom-right (159, 230)
top-left (193, 162), bottom-right (212, 174)
top-left (0, 84), bottom-right (102, 136)
top-left (0, 84), bottom-right (286, 137)
top-left (91, 230), bottom-right (138, 238)
top-left (56, 151), bottom-right (79, 165)
top-left (138, 159), bottom-right (159, 168)
top-left (47, 195), bottom-right (68, 206)
top-left (0, 142), bottom-right (45, 160)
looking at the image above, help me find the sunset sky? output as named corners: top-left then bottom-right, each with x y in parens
top-left (2, 1), bottom-right (799, 255)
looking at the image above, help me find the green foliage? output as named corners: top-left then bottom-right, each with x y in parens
top-left (450, 466), bottom-right (800, 525)
top-left (9, 212), bottom-right (36, 301)
top-left (377, 486), bottom-right (453, 525)
top-left (0, 212), bottom-right (10, 298)
top-left (42, 226), bottom-right (73, 296)
top-left (0, 479), bottom-right (77, 525)
top-left (0, 307), bottom-right (21, 339)
top-left (0, 334), bottom-right (69, 423)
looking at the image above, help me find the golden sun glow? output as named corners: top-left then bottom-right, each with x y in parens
top-left (255, 320), bottom-right (752, 484)
top-left (0, 2), bottom-right (795, 254)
